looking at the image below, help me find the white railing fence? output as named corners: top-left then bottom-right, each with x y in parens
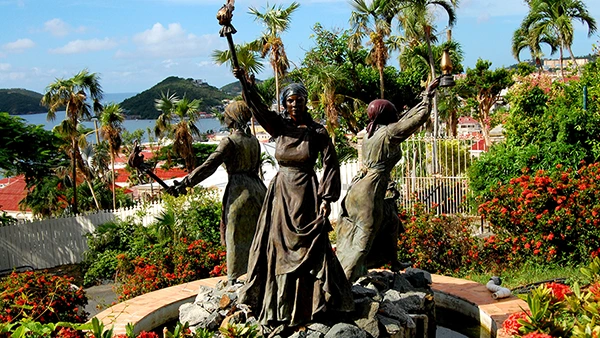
top-left (0, 202), bottom-right (164, 271)
top-left (1, 136), bottom-right (476, 272)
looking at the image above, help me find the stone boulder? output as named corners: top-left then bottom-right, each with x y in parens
top-left (179, 269), bottom-right (436, 337)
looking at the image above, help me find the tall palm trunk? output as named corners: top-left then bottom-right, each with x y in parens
top-left (567, 45), bottom-right (579, 72)
top-left (273, 53), bottom-right (281, 112)
top-left (378, 65), bottom-right (385, 99)
top-left (275, 70), bottom-right (281, 112)
top-left (559, 45), bottom-right (565, 80)
top-left (71, 138), bottom-right (78, 214)
top-left (111, 152), bottom-right (116, 210)
top-left (425, 25), bottom-right (439, 174)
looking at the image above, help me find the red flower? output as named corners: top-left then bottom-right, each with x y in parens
top-left (502, 311), bottom-right (529, 335)
top-left (546, 282), bottom-right (571, 302)
top-left (522, 333), bottom-right (553, 338)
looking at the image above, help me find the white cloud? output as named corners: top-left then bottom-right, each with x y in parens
top-left (3, 38), bottom-right (35, 52)
top-left (43, 18), bottom-right (87, 37)
top-left (44, 18), bottom-right (70, 37)
top-left (49, 38), bottom-right (118, 54)
top-left (130, 22), bottom-right (225, 58)
top-left (0, 63), bottom-right (11, 71)
top-left (162, 59), bottom-right (178, 68)
top-left (196, 61), bottom-right (213, 67)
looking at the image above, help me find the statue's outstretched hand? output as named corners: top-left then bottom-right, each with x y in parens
top-left (233, 67), bottom-right (244, 80)
top-left (166, 179), bottom-right (187, 197)
top-left (425, 77), bottom-right (441, 97)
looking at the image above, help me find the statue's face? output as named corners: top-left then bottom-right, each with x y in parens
top-left (285, 94), bottom-right (306, 124)
top-left (223, 114), bottom-right (234, 129)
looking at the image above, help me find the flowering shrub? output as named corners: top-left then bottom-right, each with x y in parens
top-left (502, 311), bottom-right (530, 336)
top-left (503, 257), bottom-right (600, 337)
top-left (82, 187), bottom-right (223, 287)
top-left (0, 270), bottom-right (88, 324)
top-left (397, 204), bottom-right (481, 274)
top-left (478, 163), bottom-right (600, 266)
top-left (115, 238), bottom-right (226, 300)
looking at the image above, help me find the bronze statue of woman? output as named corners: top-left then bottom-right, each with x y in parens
top-left (170, 101), bottom-right (266, 285)
top-left (336, 78), bottom-right (440, 282)
top-left (234, 71), bottom-right (353, 330)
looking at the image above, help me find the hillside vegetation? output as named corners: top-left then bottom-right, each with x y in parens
top-left (120, 77), bottom-right (232, 119)
top-left (0, 89), bottom-right (46, 115)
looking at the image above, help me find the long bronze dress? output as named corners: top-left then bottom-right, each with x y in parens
top-left (336, 96), bottom-right (432, 282)
top-left (182, 131), bottom-right (266, 281)
top-left (240, 89), bottom-right (354, 326)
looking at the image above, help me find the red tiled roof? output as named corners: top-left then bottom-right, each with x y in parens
top-left (0, 176), bottom-right (29, 212)
top-left (114, 149), bottom-right (157, 164)
top-left (458, 116), bottom-right (479, 124)
top-left (115, 167), bottom-right (188, 183)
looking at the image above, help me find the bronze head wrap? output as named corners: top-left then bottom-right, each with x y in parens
top-left (224, 100), bottom-right (252, 134)
top-left (366, 99), bottom-right (399, 138)
top-left (280, 83), bottom-right (309, 118)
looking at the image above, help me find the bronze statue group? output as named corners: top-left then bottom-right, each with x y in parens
top-left (170, 67), bottom-right (440, 332)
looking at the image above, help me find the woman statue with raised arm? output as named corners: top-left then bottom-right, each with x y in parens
top-left (170, 101), bottom-right (266, 285)
top-left (234, 70), bottom-right (353, 330)
top-left (336, 78), bottom-right (440, 282)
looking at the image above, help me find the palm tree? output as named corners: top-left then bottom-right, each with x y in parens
top-left (512, 22), bottom-right (559, 73)
top-left (249, 1), bottom-right (300, 112)
top-left (100, 103), bottom-right (125, 210)
top-left (396, 0), bottom-right (458, 81)
top-left (154, 92), bottom-right (202, 172)
top-left (348, 0), bottom-right (395, 99)
top-left (212, 40), bottom-right (265, 82)
top-left (42, 69), bottom-right (103, 214)
top-left (522, 0), bottom-right (597, 77)
top-left (53, 121), bottom-right (102, 210)
top-left (304, 64), bottom-right (362, 142)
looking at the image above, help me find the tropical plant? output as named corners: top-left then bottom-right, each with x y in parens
top-left (212, 40), bottom-right (264, 82)
top-left (520, 0), bottom-right (597, 78)
top-left (249, 1), bottom-right (300, 113)
top-left (512, 21), bottom-right (559, 72)
top-left (41, 69), bottom-right (103, 214)
top-left (458, 59), bottom-right (514, 147)
top-left (348, 0), bottom-right (395, 99)
top-left (154, 92), bottom-right (202, 172)
top-left (100, 103), bottom-right (125, 210)
top-left (52, 121), bottom-right (102, 210)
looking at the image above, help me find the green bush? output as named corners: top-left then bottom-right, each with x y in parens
top-left (82, 187), bottom-right (223, 288)
top-left (469, 61), bottom-right (600, 202)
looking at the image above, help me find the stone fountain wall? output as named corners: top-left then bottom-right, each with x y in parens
top-left (179, 268), bottom-right (436, 338)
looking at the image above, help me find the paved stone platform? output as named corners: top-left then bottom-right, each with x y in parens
top-left (94, 274), bottom-right (528, 337)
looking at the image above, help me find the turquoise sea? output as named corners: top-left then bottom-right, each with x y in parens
top-left (17, 113), bottom-right (223, 143)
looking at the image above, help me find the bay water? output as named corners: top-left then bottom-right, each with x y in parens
top-left (17, 113), bottom-right (223, 143)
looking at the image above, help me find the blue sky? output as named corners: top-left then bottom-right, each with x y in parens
top-left (1, 0), bottom-right (599, 94)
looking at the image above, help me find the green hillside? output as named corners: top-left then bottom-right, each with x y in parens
top-left (120, 77), bottom-right (233, 119)
top-left (220, 81), bottom-right (242, 96)
top-left (0, 89), bottom-right (46, 115)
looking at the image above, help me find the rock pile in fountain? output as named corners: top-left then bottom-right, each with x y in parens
top-left (179, 268), bottom-right (436, 338)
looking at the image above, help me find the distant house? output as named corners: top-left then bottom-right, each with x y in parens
top-left (457, 116), bottom-right (481, 136)
top-left (469, 139), bottom-right (489, 158)
top-left (544, 58), bottom-right (589, 69)
top-left (0, 176), bottom-right (32, 220)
